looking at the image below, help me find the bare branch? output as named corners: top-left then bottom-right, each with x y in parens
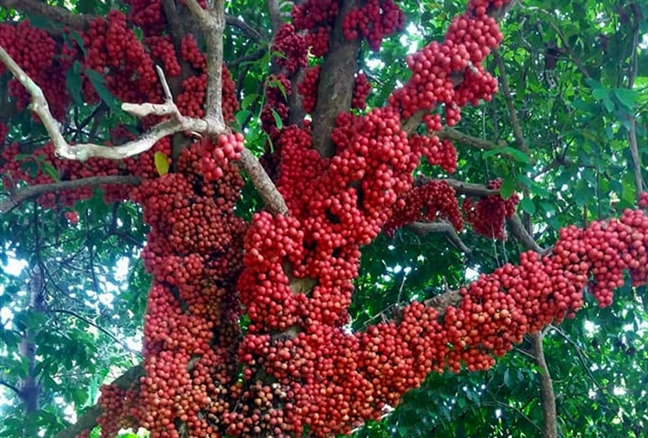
top-left (225, 14), bottom-right (266, 42)
top-left (423, 288), bottom-right (462, 311)
top-left (0, 45), bottom-right (226, 161)
top-left (0, 0), bottom-right (92, 30)
top-left (443, 178), bottom-right (500, 197)
top-left (507, 214), bottom-right (545, 253)
top-left (0, 176), bottom-right (141, 214)
top-left (311, 0), bottom-right (363, 157)
top-left (53, 365), bottom-right (144, 438)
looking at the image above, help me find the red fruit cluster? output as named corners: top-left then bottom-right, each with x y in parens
top-left (297, 66), bottom-right (321, 114)
top-left (121, 144), bottom-right (248, 437)
top-left (352, 72), bottom-right (371, 110)
top-left (384, 180), bottom-right (463, 236)
top-left (0, 21), bottom-right (69, 120)
top-left (261, 74), bottom-right (292, 141)
top-left (463, 178), bottom-right (519, 239)
top-left (343, 0), bottom-right (405, 51)
top-left (176, 36), bottom-right (239, 122)
top-left (0, 123), bottom-right (7, 146)
top-left (97, 384), bottom-right (139, 437)
top-left (83, 11), bottom-right (160, 104)
top-left (180, 34), bottom-right (207, 70)
top-left (65, 210), bottom-right (80, 225)
top-left (199, 133), bottom-right (245, 181)
top-left (146, 36), bottom-right (182, 77)
top-left (639, 192), bottom-right (648, 208)
top-left (292, 0), bottom-right (340, 57)
top-left (273, 24), bottom-right (308, 73)
top-left (411, 133), bottom-right (458, 174)
top-left (124, 0), bottom-right (167, 35)
top-left (388, 2), bottom-right (506, 119)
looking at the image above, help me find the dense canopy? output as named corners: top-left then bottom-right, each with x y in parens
top-left (0, 0), bottom-right (646, 437)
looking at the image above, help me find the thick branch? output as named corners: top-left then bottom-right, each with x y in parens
top-left (0, 0), bottom-right (92, 30)
top-left (311, 0), bottom-right (363, 157)
top-left (225, 14), bottom-right (266, 42)
top-left (507, 214), bottom-right (545, 253)
top-left (1, 36), bottom-right (288, 218)
top-left (238, 149), bottom-right (288, 215)
top-left (443, 178), bottom-right (500, 197)
top-left (531, 333), bottom-right (558, 438)
top-left (185, 0), bottom-right (226, 126)
top-left (437, 127), bottom-right (503, 150)
top-left (266, 0), bottom-right (283, 34)
top-left (0, 176), bottom-right (141, 214)
top-left (407, 221), bottom-right (472, 255)
top-left (53, 365), bottom-right (144, 438)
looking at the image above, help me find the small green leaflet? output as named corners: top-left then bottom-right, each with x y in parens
top-left (520, 197), bottom-right (536, 215)
top-left (241, 93), bottom-right (259, 110)
top-left (271, 108), bottom-right (284, 129)
top-left (42, 162), bottom-right (60, 181)
top-left (154, 152), bottom-right (170, 176)
top-left (614, 88), bottom-right (637, 111)
top-left (499, 176), bottom-right (516, 200)
top-left (268, 76), bottom-right (288, 100)
top-left (235, 109), bottom-right (252, 130)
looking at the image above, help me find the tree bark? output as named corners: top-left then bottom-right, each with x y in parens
top-left (531, 333), bottom-right (559, 438)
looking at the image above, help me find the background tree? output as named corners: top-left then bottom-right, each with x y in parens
top-left (0, 0), bottom-right (646, 438)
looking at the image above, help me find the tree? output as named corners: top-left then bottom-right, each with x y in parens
top-left (0, 0), bottom-right (646, 437)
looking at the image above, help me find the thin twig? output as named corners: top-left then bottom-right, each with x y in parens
top-left (0, 378), bottom-right (22, 397)
top-left (50, 309), bottom-right (141, 356)
top-left (437, 126), bottom-right (504, 150)
top-left (0, 175), bottom-right (141, 214)
top-left (493, 50), bottom-right (529, 154)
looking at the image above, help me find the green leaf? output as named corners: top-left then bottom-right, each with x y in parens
top-left (271, 109), bottom-right (284, 129)
top-left (84, 69), bottom-right (120, 111)
top-left (499, 176), bottom-right (516, 200)
top-left (482, 146), bottom-right (530, 164)
top-left (66, 62), bottom-right (84, 105)
top-left (241, 93), bottom-right (259, 110)
top-left (602, 95), bottom-right (615, 112)
top-left (520, 197), bottom-right (536, 215)
top-left (154, 152), bottom-right (170, 176)
top-left (613, 88), bottom-right (637, 110)
top-left (592, 88), bottom-right (608, 101)
top-left (235, 109), bottom-right (252, 130)
top-left (539, 201), bottom-right (555, 215)
top-left (268, 76), bottom-right (288, 100)
top-left (42, 163), bottom-right (60, 181)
